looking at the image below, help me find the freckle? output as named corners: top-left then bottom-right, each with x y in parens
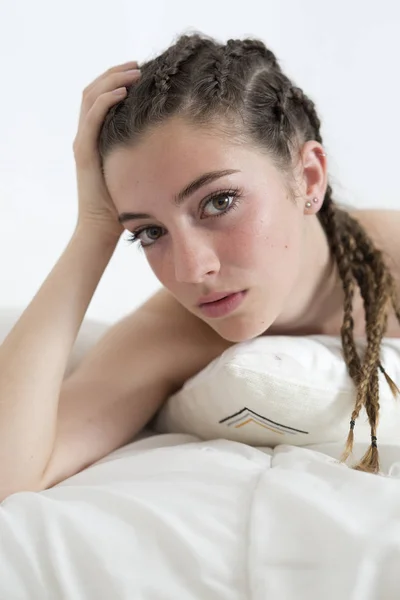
top-left (285, 245), bottom-right (288, 248)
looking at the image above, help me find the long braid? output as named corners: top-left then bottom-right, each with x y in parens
top-left (344, 211), bottom-right (400, 327)
top-left (320, 197), bottom-right (364, 386)
top-left (290, 86), bottom-right (400, 472)
top-left (339, 210), bottom-right (399, 386)
top-left (339, 213), bottom-right (400, 385)
top-left (318, 196), bottom-right (367, 461)
top-left (338, 214), bottom-right (399, 471)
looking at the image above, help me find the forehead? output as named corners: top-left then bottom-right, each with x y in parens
top-left (103, 117), bottom-right (280, 203)
top-left (105, 119), bottom-right (237, 178)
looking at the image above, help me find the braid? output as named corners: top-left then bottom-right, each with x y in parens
top-left (337, 212), bottom-right (399, 471)
top-left (294, 99), bottom-right (400, 472)
top-left (154, 35), bottom-right (213, 100)
top-left (344, 212), bottom-right (400, 326)
top-left (290, 86), bottom-right (323, 143)
top-left (278, 78), bottom-right (400, 472)
top-left (320, 198), bottom-right (398, 473)
top-left (226, 38), bottom-right (281, 69)
top-left (339, 213), bottom-right (400, 382)
top-left (211, 49), bottom-right (229, 98)
top-left (195, 46), bottom-right (230, 100)
top-left (317, 194), bottom-right (364, 387)
top-left (281, 79), bottom-right (399, 471)
top-left (339, 209), bottom-right (399, 382)
top-left (207, 38), bottom-right (281, 102)
top-left (320, 195), bottom-right (368, 438)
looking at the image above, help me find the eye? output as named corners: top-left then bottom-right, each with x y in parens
top-left (125, 225), bottom-right (164, 248)
top-left (201, 191), bottom-right (237, 217)
top-left (125, 186), bottom-right (242, 249)
top-left (200, 187), bottom-right (242, 218)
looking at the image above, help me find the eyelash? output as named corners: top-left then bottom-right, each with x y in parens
top-left (124, 186), bottom-right (242, 249)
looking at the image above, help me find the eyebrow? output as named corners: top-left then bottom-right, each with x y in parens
top-left (118, 168), bottom-right (240, 224)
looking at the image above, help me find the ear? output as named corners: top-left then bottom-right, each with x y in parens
top-left (298, 141), bottom-right (328, 213)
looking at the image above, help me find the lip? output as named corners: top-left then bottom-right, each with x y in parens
top-left (198, 290), bottom-right (241, 305)
top-left (198, 290), bottom-right (247, 318)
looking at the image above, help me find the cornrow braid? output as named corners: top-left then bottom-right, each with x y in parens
top-left (226, 38), bottom-right (281, 69)
top-left (290, 85), bottom-right (323, 143)
top-left (221, 39), bottom-right (282, 116)
top-left (153, 35), bottom-right (214, 105)
top-left (192, 45), bottom-right (229, 101)
top-left (200, 38), bottom-right (280, 105)
top-left (210, 48), bottom-right (229, 98)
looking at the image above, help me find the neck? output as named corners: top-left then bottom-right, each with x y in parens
top-left (269, 214), bottom-right (343, 336)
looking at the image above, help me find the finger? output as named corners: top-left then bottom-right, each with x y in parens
top-left (74, 87), bottom-right (132, 167)
top-left (85, 60), bottom-right (140, 93)
top-left (81, 69), bottom-right (141, 119)
top-left (96, 68), bottom-right (141, 97)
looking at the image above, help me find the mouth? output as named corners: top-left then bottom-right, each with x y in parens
top-left (198, 290), bottom-right (242, 305)
top-left (198, 290), bottom-right (247, 318)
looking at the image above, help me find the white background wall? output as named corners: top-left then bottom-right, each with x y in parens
top-left (1, 0), bottom-right (399, 324)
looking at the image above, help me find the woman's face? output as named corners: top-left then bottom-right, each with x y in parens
top-left (104, 117), bottom-right (315, 342)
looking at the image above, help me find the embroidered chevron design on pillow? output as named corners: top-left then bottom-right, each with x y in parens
top-left (219, 407), bottom-right (309, 436)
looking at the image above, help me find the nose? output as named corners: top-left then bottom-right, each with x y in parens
top-left (173, 230), bottom-right (220, 283)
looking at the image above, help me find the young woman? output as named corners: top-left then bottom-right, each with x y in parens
top-left (1, 33), bottom-right (399, 500)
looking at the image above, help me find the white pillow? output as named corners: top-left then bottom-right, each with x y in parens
top-left (0, 307), bottom-right (110, 378)
top-left (154, 335), bottom-right (400, 448)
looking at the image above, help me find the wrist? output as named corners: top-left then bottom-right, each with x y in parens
top-left (74, 220), bottom-right (122, 246)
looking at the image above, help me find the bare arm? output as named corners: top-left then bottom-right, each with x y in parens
top-left (0, 225), bottom-right (119, 497)
top-left (0, 59), bottom-right (145, 500)
top-left (39, 287), bottom-right (232, 491)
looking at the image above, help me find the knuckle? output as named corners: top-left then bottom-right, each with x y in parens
top-left (81, 90), bottom-right (94, 111)
top-left (82, 86), bottom-right (92, 101)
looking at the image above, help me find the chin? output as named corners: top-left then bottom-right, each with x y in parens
top-left (211, 316), bottom-right (272, 343)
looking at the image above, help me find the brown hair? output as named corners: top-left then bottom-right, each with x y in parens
top-left (98, 31), bottom-right (400, 474)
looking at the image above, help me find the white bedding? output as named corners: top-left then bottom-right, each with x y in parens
top-left (1, 432), bottom-right (400, 599)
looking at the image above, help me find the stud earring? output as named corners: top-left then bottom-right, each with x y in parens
top-left (305, 197), bottom-right (319, 209)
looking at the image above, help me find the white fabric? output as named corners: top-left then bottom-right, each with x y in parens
top-left (154, 335), bottom-right (400, 448)
top-left (1, 433), bottom-right (400, 599)
top-left (2, 308), bottom-right (400, 598)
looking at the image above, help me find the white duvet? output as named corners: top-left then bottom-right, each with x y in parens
top-left (1, 432), bottom-right (400, 600)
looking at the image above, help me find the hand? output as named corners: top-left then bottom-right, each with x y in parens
top-left (72, 61), bottom-right (142, 240)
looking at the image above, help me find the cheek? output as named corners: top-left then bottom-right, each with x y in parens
top-left (232, 208), bottom-right (303, 275)
top-left (144, 250), bottom-right (170, 286)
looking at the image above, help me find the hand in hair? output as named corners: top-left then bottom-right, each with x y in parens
top-left (72, 61), bottom-right (141, 239)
